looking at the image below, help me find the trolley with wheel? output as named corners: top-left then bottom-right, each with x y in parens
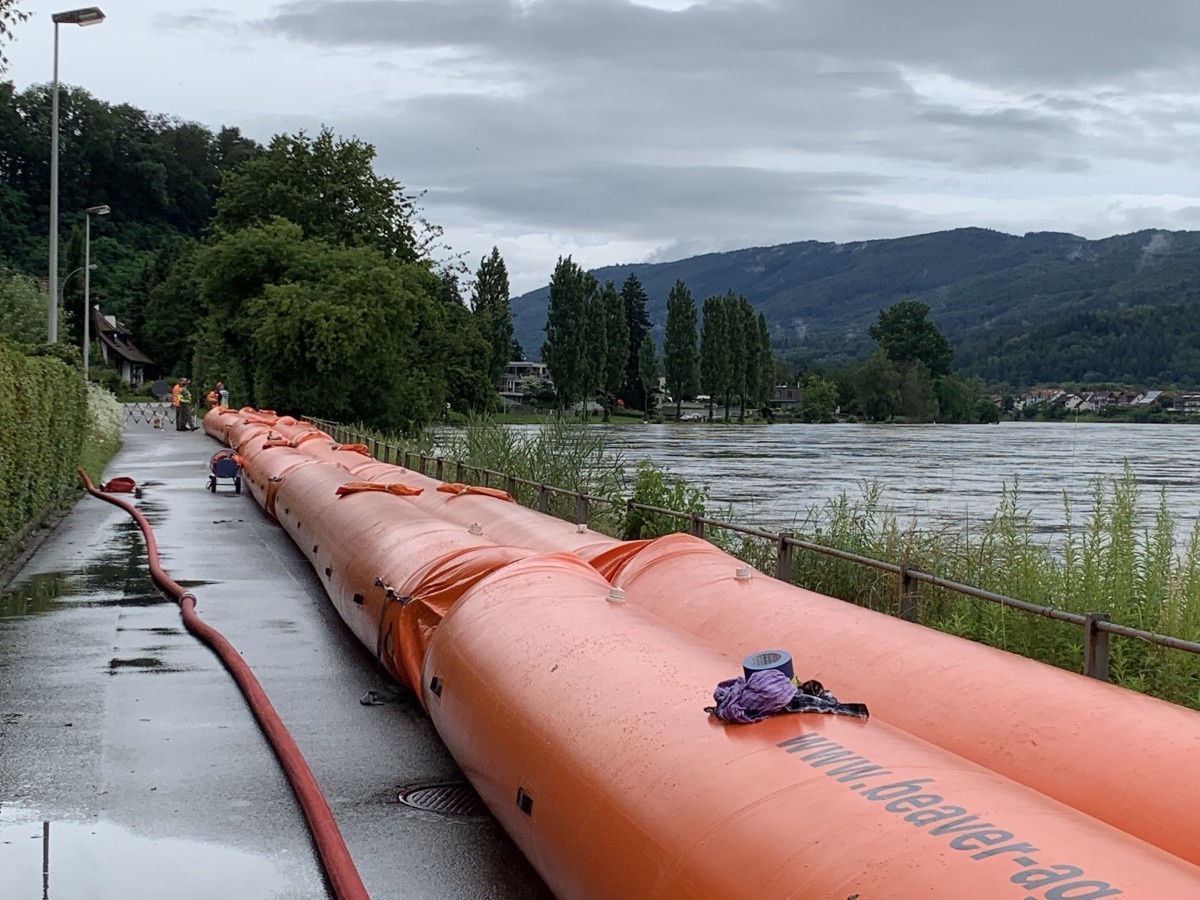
top-left (207, 450), bottom-right (243, 493)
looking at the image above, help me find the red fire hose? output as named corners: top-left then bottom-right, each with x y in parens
top-left (79, 469), bottom-right (370, 900)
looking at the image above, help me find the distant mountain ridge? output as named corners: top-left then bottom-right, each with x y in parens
top-left (509, 227), bottom-right (1200, 385)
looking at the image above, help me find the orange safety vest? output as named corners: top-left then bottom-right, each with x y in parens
top-left (172, 384), bottom-right (181, 408)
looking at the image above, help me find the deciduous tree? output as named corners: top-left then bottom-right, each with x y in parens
top-left (542, 257), bottom-right (594, 412)
top-left (619, 273), bottom-right (652, 410)
top-left (470, 247), bottom-right (515, 383)
top-left (699, 294), bottom-right (729, 422)
top-left (637, 333), bottom-right (658, 418)
top-left (868, 299), bottom-right (954, 377)
top-left (599, 280), bottom-right (628, 420)
top-left (855, 349), bottom-right (902, 421)
top-left (0, 2), bottom-right (29, 73)
top-left (215, 127), bottom-right (429, 262)
top-left (663, 279), bottom-right (699, 419)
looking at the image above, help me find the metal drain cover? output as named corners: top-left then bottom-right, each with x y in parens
top-left (398, 782), bottom-right (489, 818)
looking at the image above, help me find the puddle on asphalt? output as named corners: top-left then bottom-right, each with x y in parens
top-left (0, 521), bottom-right (167, 619)
top-left (0, 804), bottom-right (324, 899)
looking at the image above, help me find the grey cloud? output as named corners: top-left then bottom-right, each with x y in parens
top-left (260, 0), bottom-right (1200, 89)
top-left (156, 8), bottom-right (245, 35)
top-left (186, 1), bottom-right (1200, 287)
top-left (425, 162), bottom-right (896, 236)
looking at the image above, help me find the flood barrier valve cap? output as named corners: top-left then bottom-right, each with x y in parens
top-left (606, 587), bottom-right (626, 604)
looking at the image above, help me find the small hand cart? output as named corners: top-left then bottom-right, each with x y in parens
top-left (207, 450), bottom-right (243, 494)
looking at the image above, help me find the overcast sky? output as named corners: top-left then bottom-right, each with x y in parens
top-left (8, 0), bottom-right (1200, 293)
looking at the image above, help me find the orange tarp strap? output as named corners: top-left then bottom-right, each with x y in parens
top-left (437, 483), bottom-right (515, 503)
top-left (335, 482), bottom-right (424, 498)
top-left (245, 416), bottom-right (279, 426)
top-left (261, 437), bottom-right (291, 449)
top-left (292, 431), bottom-right (331, 446)
top-left (332, 443), bottom-right (371, 455)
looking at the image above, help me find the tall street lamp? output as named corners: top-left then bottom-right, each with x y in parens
top-left (84, 204), bottom-right (109, 378)
top-left (48, 6), bottom-right (105, 344)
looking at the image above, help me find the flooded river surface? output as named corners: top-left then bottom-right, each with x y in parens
top-left (573, 422), bottom-right (1200, 539)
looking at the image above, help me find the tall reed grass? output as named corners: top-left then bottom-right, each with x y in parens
top-left (785, 464), bottom-right (1200, 709)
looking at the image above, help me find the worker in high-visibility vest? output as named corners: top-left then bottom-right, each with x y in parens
top-left (172, 380), bottom-right (183, 430)
top-left (173, 378), bottom-right (194, 431)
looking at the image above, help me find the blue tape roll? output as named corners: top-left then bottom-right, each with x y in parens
top-left (742, 649), bottom-right (794, 682)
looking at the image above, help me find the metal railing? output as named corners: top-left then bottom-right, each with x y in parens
top-left (308, 418), bottom-right (1200, 682)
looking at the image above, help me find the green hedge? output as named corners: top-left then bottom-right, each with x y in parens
top-left (0, 342), bottom-right (89, 550)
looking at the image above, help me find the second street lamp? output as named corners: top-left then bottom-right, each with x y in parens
top-left (48, 6), bottom-right (106, 344)
top-left (84, 203), bottom-right (109, 378)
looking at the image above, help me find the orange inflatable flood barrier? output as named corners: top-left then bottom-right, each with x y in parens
top-left (604, 532), bottom-right (1200, 868)
top-left (423, 553), bottom-right (1200, 898)
top-left (205, 408), bottom-right (1200, 893)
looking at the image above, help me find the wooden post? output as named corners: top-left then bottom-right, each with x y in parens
top-left (507, 475), bottom-right (518, 499)
top-left (774, 531), bottom-right (795, 582)
top-left (897, 565), bottom-right (919, 622)
top-left (435, 458), bottom-right (444, 481)
top-left (576, 494), bottom-right (589, 526)
top-left (538, 484), bottom-right (550, 514)
top-left (456, 460), bottom-right (465, 483)
top-left (1083, 612), bottom-right (1111, 681)
top-left (689, 513), bottom-right (705, 539)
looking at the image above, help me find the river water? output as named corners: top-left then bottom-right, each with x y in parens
top-left (576, 422), bottom-right (1200, 541)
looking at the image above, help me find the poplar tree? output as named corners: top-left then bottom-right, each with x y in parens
top-left (582, 290), bottom-right (608, 421)
top-left (470, 247), bottom-right (515, 383)
top-left (601, 280), bottom-right (629, 420)
top-left (699, 294), bottom-right (729, 422)
top-left (732, 293), bottom-right (755, 423)
top-left (541, 256), bottom-right (593, 412)
top-left (663, 279), bottom-right (699, 420)
top-left (756, 312), bottom-right (775, 414)
top-left (620, 274), bottom-right (652, 410)
top-left (637, 333), bottom-right (659, 419)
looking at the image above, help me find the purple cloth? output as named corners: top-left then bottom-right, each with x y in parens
top-left (709, 669), bottom-right (798, 724)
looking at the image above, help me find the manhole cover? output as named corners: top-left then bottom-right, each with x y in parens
top-left (398, 782), bottom-right (488, 817)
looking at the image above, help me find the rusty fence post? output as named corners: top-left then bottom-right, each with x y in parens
top-left (775, 531), bottom-right (795, 582)
top-left (1083, 613), bottom-right (1111, 681)
top-left (897, 565), bottom-right (919, 622)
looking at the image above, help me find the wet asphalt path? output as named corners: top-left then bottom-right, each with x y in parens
top-left (0, 420), bottom-right (553, 900)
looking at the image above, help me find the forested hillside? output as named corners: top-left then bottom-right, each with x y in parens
top-left (0, 81), bottom-right (260, 353)
top-left (511, 228), bottom-right (1200, 387)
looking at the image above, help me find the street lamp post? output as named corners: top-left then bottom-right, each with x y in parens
top-left (48, 6), bottom-right (105, 344)
top-left (84, 204), bottom-right (109, 378)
